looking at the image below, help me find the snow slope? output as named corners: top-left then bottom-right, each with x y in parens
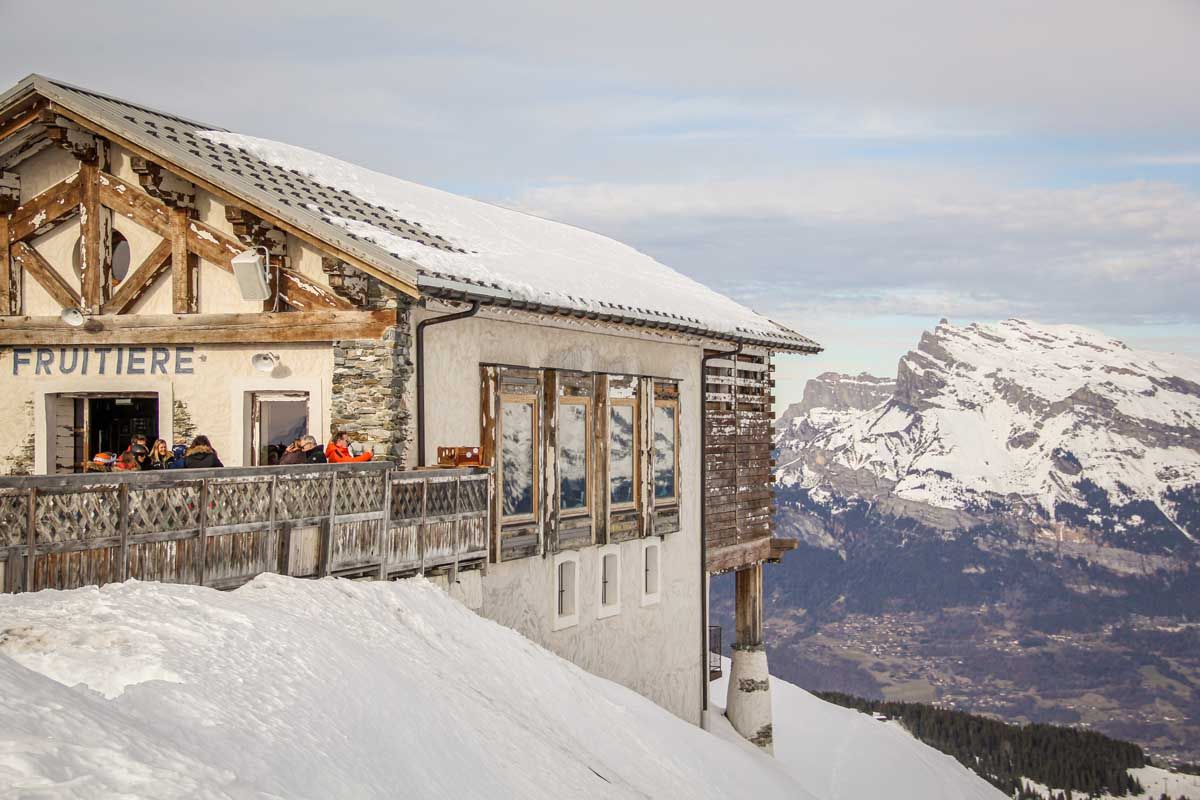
top-left (0, 576), bottom-right (806, 799)
top-left (0, 575), bottom-right (1021, 799)
top-left (711, 662), bottom-right (1007, 800)
top-left (198, 131), bottom-right (814, 348)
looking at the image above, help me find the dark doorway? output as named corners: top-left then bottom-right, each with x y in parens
top-left (88, 397), bottom-right (158, 456)
top-left (54, 393), bottom-right (159, 473)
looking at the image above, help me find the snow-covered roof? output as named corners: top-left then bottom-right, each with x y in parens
top-left (0, 74), bottom-right (820, 353)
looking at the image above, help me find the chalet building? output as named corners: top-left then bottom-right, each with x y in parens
top-left (0, 75), bottom-right (820, 747)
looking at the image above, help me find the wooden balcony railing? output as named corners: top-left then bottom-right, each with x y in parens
top-left (0, 462), bottom-right (490, 594)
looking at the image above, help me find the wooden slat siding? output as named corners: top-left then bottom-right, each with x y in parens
top-left (541, 369), bottom-right (558, 555)
top-left (25, 489), bottom-right (36, 590)
top-left (703, 350), bottom-right (781, 573)
top-left (10, 241), bottom-right (80, 308)
top-left (592, 373), bottom-right (609, 545)
top-left (7, 173), bottom-right (83, 243)
top-left (170, 207), bottom-right (197, 313)
top-left (0, 309), bottom-right (394, 346)
top-left (0, 215), bottom-right (10, 314)
top-left (101, 237), bottom-right (172, 314)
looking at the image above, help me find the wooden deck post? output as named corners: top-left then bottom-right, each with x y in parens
top-left (118, 483), bottom-right (130, 581)
top-left (267, 474), bottom-right (278, 575)
top-left (418, 477), bottom-right (428, 575)
top-left (197, 479), bottom-right (209, 586)
top-left (377, 469), bottom-right (392, 580)
top-left (734, 561), bottom-right (763, 647)
top-left (25, 488), bottom-right (36, 591)
top-left (319, 471), bottom-right (338, 577)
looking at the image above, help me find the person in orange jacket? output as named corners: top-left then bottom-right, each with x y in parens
top-left (325, 431), bottom-right (373, 463)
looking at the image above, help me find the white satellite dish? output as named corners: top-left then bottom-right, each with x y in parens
top-left (61, 307), bottom-right (86, 327)
top-left (251, 352), bottom-right (279, 373)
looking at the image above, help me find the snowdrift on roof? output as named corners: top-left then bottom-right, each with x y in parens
top-left (199, 131), bottom-right (813, 348)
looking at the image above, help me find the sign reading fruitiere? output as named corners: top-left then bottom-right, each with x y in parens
top-left (11, 346), bottom-right (196, 376)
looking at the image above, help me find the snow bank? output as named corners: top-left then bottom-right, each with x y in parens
top-left (711, 660), bottom-right (1007, 800)
top-left (198, 131), bottom-right (810, 347)
top-left (0, 577), bottom-right (807, 799)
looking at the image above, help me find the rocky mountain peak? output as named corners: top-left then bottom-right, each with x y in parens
top-left (778, 318), bottom-right (1200, 555)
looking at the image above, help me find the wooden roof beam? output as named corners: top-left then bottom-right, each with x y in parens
top-left (47, 101), bottom-right (419, 299)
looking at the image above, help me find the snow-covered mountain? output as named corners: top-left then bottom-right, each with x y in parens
top-left (778, 318), bottom-right (1200, 556)
top-left (0, 575), bottom-right (1006, 799)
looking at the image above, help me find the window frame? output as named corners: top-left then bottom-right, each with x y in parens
top-left (607, 397), bottom-right (639, 512)
top-left (652, 396), bottom-right (681, 506)
top-left (552, 551), bottom-right (580, 631)
top-left (556, 394), bottom-right (592, 520)
top-left (498, 391), bottom-right (540, 524)
top-left (596, 543), bottom-right (621, 619)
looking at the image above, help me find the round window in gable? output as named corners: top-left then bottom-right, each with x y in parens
top-left (70, 236), bottom-right (83, 279)
top-left (111, 231), bottom-right (131, 284)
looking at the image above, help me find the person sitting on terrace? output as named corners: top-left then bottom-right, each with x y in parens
top-left (280, 435), bottom-right (329, 465)
top-left (184, 435), bottom-right (224, 468)
top-left (325, 431), bottom-right (372, 463)
top-left (277, 438), bottom-right (307, 465)
top-left (146, 439), bottom-right (172, 470)
top-left (113, 451), bottom-right (140, 471)
top-left (130, 443), bottom-right (151, 470)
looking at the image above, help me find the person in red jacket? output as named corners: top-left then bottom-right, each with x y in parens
top-left (325, 431), bottom-right (373, 463)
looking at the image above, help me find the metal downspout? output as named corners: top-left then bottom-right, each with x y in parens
top-left (416, 300), bottom-right (481, 467)
top-left (700, 341), bottom-right (742, 718)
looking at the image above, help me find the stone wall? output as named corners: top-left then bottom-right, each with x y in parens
top-left (330, 294), bottom-right (414, 466)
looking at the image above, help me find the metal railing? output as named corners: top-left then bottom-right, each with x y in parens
top-left (0, 462), bottom-right (490, 594)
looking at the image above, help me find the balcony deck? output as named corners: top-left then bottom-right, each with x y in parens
top-left (0, 462), bottom-right (489, 594)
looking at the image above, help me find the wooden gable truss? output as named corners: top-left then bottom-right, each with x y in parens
top-left (0, 109), bottom-right (396, 345)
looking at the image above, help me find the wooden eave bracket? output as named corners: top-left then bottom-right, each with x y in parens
top-left (131, 156), bottom-right (195, 209)
top-left (0, 170), bottom-right (18, 214)
top-left (38, 109), bottom-right (101, 163)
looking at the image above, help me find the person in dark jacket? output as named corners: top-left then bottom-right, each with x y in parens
top-left (300, 435), bottom-right (327, 464)
top-left (184, 435), bottom-right (224, 468)
top-left (146, 439), bottom-right (172, 470)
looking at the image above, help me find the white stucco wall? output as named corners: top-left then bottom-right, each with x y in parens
top-left (415, 307), bottom-right (706, 725)
top-left (0, 342), bottom-right (333, 474)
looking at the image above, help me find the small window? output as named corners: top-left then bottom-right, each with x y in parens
top-left (553, 553), bottom-right (579, 631)
top-left (501, 398), bottom-right (538, 520)
top-left (609, 403), bottom-right (637, 507)
top-left (642, 541), bottom-right (661, 606)
top-left (597, 545), bottom-right (621, 619)
top-left (558, 400), bottom-right (589, 513)
top-left (653, 402), bottom-right (678, 502)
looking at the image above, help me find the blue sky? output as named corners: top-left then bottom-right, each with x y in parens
top-left (3, 0), bottom-right (1197, 408)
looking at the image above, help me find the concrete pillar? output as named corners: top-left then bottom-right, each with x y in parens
top-left (725, 562), bottom-right (773, 753)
